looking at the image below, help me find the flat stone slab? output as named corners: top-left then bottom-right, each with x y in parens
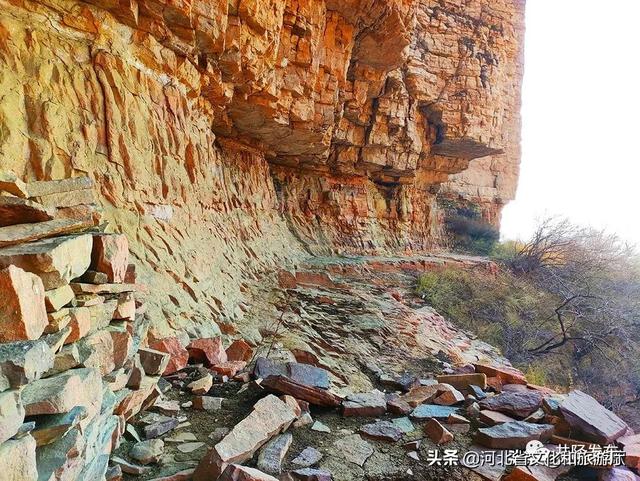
top-left (291, 468), bottom-right (332, 481)
top-left (479, 410), bottom-right (517, 426)
top-left (21, 368), bottom-right (102, 417)
top-left (0, 196), bottom-right (55, 227)
top-left (292, 446), bottom-right (323, 467)
top-left (332, 434), bottom-right (373, 467)
top-left (26, 176), bottom-right (93, 197)
top-left (359, 420), bottom-right (404, 442)
top-left (479, 391), bottom-right (543, 419)
top-left (476, 421), bottom-right (554, 449)
top-left (220, 464), bottom-right (279, 481)
top-left (257, 432), bottom-right (292, 475)
top-left (193, 395), bottom-right (297, 480)
top-left (410, 404), bottom-right (459, 421)
top-left (262, 376), bottom-right (342, 407)
top-left (253, 358), bottom-right (330, 390)
top-left (474, 363), bottom-right (527, 385)
top-left (559, 390), bottom-right (628, 444)
top-left (0, 265), bottom-right (48, 342)
top-left (0, 234), bottom-right (92, 289)
top-left (0, 433), bottom-right (38, 481)
top-left (0, 338), bottom-right (54, 390)
top-left (0, 390), bottom-right (24, 444)
top-left (30, 405), bottom-right (87, 447)
top-left (436, 373), bottom-right (488, 390)
top-left (343, 390), bottom-right (387, 417)
top-left (0, 218), bottom-right (94, 248)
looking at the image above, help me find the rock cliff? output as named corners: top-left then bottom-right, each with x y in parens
top-left (0, 0), bottom-right (525, 336)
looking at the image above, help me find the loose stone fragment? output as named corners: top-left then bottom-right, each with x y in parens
top-left (138, 348), bottom-right (170, 376)
top-left (410, 404), bottom-right (459, 421)
top-left (359, 420), bottom-right (404, 442)
top-left (332, 434), bottom-right (374, 467)
top-left (343, 390), bottom-right (387, 417)
top-left (211, 360), bottom-right (247, 377)
top-left (30, 405), bottom-right (87, 447)
top-left (188, 374), bottom-right (213, 395)
top-left (474, 364), bottom-right (528, 385)
top-left (220, 464), bottom-right (279, 481)
top-left (177, 442), bottom-right (206, 453)
top-left (261, 375), bottom-right (342, 407)
top-left (0, 265), bottom-right (48, 342)
top-left (149, 337), bottom-right (189, 375)
top-left (257, 432), bottom-right (292, 475)
top-left (387, 396), bottom-right (412, 415)
top-left (424, 419), bottom-right (454, 445)
top-left (0, 171), bottom-right (28, 197)
top-left (91, 233), bottom-right (129, 283)
top-left (111, 456), bottom-right (150, 475)
top-left (436, 373), bottom-right (488, 390)
top-left (0, 434), bottom-right (38, 481)
top-left (21, 368), bottom-right (102, 417)
top-left (479, 391), bottom-right (543, 419)
top-left (433, 384), bottom-right (465, 406)
top-left (311, 421), bottom-right (331, 433)
top-left (193, 396), bottom-right (224, 411)
top-left (0, 218), bottom-right (94, 248)
top-left (480, 410), bottom-right (517, 426)
top-left (0, 196), bottom-right (55, 227)
top-left (26, 176), bottom-right (93, 197)
top-left (105, 464), bottom-right (123, 481)
top-left (143, 417), bottom-right (179, 439)
top-left (193, 395), bottom-right (296, 481)
top-left (130, 439), bottom-right (165, 464)
top-left (0, 339), bottom-right (54, 390)
top-left (0, 390), bottom-right (24, 444)
top-left (0, 234), bottom-right (92, 289)
top-left (44, 285), bottom-right (75, 312)
top-left (476, 421), bottom-right (554, 449)
top-left (187, 338), bottom-right (227, 366)
top-left (226, 339), bottom-right (253, 362)
top-left (559, 390), bottom-right (629, 444)
top-left (292, 446), bottom-right (323, 467)
top-left (291, 468), bottom-right (332, 481)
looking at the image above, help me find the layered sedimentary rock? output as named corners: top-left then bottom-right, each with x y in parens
top-left (0, 0), bottom-right (525, 334)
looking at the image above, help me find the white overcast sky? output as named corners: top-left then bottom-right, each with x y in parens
top-left (500, 0), bottom-right (640, 245)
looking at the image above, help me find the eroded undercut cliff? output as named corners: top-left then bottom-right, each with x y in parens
top-left (0, 0), bottom-right (524, 337)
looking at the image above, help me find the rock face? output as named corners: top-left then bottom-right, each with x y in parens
top-left (0, 0), bottom-right (525, 336)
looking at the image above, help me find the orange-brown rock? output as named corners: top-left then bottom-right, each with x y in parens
top-left (226, 340), bottom-right (253, 362)
top-left (475, 364), bottom-right (528, 386)
top-left (0, 0), bottom-right (525, 337)
top-left (424, 419), bottom-right (454, 445)
top-left (187, 338), bottom-right (227, 366)
top-left (91, 234), bottom-right (130, 283)
top-left (149, 337), bottom-right (189, 375)
top-left (0, 265), bottom-right (48, 342)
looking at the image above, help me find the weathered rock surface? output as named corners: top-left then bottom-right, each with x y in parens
top-left (476, 421), bottom-right (554, 449)
top-left (0, 390), bottom-right (24, 444)
top-left (0, 235), bottom-right (92, 289)
top-left (257, 433), bottom-right (292, 475)
top-left (0, 265), bottom-right (48, 342)
top-left (343, 391), bottom-right (387, 417)
top-left (0, 0), bottom-right (525, 337)
top-left (194, 395), bottom-right (297, 480)
top-left (0, 339), bottom-right (54, 390)
top-left (559, 390), bottom-right (629, 444)
top-left (0, 434), bottom-right (38, 481)
top-left (479, 391), bottom-right (543, 419)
